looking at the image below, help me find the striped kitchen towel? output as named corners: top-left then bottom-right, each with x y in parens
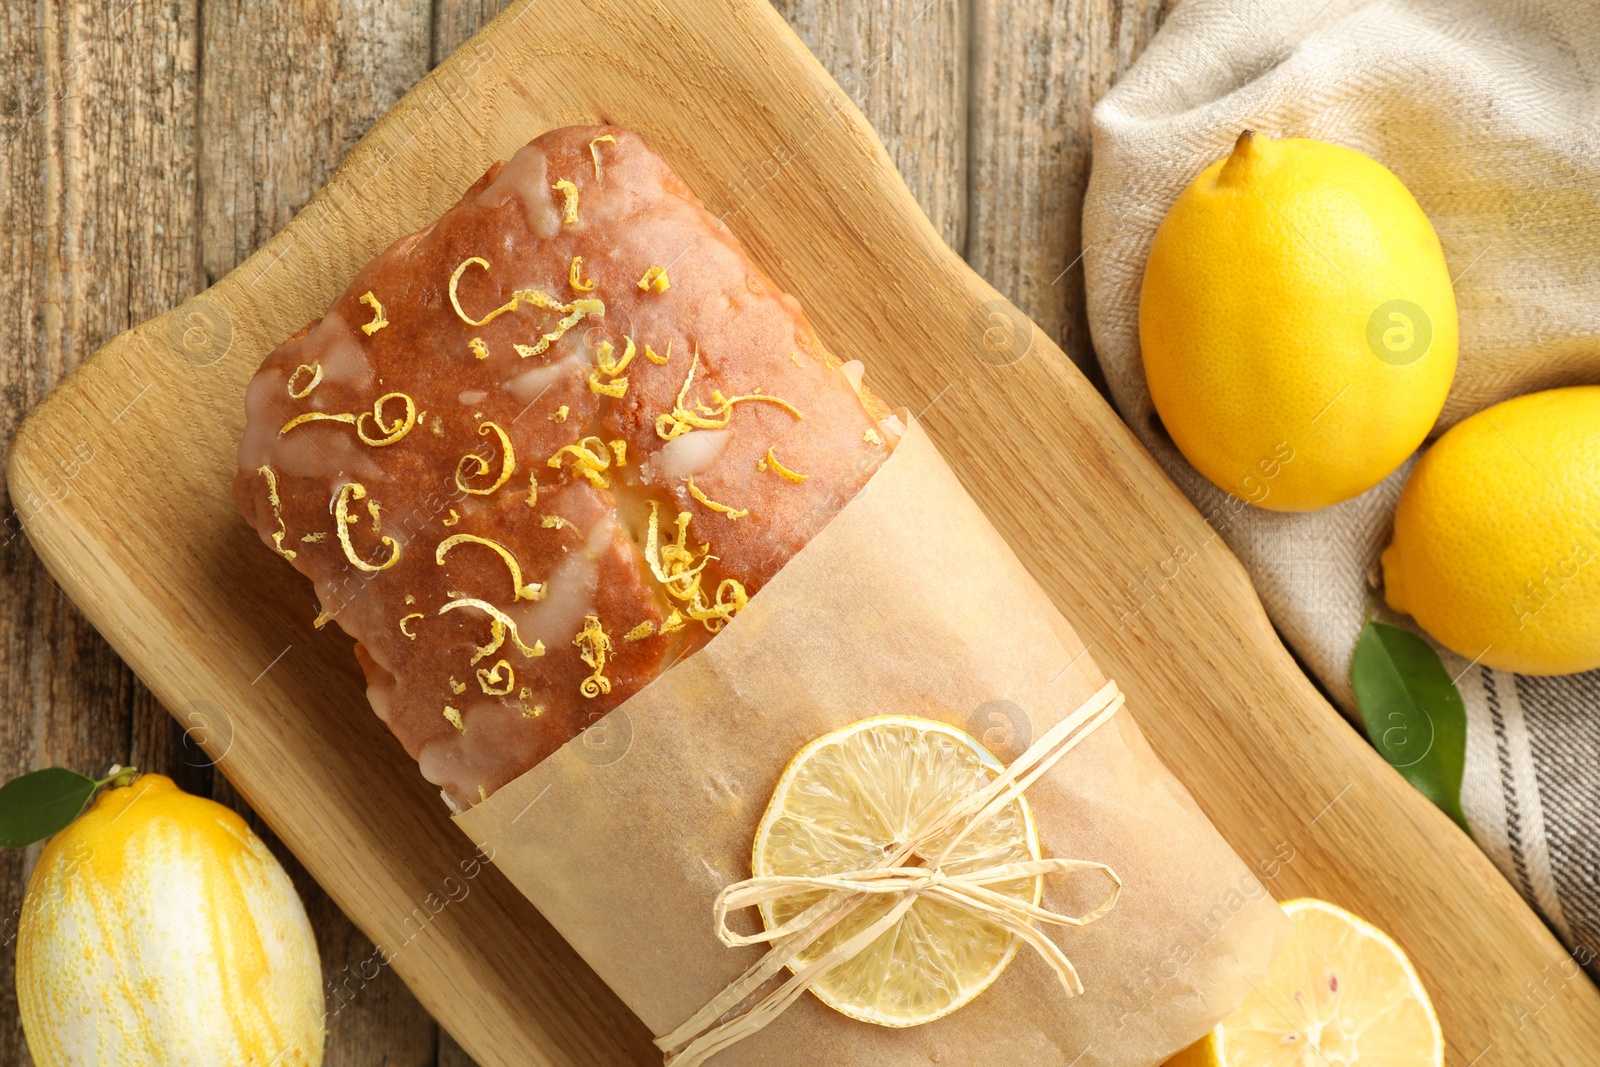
top-left (1082, 0), bottom-right (1600, 974)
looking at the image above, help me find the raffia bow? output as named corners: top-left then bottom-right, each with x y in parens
top-left (657, 681), bottom-right (1128, 1066)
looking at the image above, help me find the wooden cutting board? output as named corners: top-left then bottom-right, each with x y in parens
top-left (8, 0), bottom-right (1596, 1063)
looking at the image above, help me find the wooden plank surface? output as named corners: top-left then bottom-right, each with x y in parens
top-left (967, 0), bottom-right (1169, 377)
top-left (5, 3), bottom-right (1593, 1067)
top-left (773, 0), bottom-right (968, 250)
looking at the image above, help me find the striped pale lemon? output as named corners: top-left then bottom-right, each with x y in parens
top-left (1166, 898), bottom-right (1442, 1067)
top-left (751, 716), bottom-right (1041, 1027)
top-left (16, 773), bottom-right (325, 1066)
top-left (1140, 131), bottom-right (1458, 511)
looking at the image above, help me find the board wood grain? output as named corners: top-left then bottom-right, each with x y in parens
top-left (7, 2), bottom-right (1597, 1066)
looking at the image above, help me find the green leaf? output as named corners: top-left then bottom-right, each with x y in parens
top-left (0, 767), bottom-right (99, 849)
top-left (1351, 621), bottom-right (1470, 835)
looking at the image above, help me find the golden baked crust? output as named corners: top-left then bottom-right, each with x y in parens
top-left (235, 126), bottom-right (892, 807)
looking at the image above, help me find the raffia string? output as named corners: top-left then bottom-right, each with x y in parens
top-left (656, 681), bottom-right (1129, 1066)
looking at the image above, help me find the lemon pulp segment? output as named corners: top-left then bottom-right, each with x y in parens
top-left (1170, 897), bottom-right (1442, 1067)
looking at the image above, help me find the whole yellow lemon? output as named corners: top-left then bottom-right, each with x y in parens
top-left (1139, 131), bottom-right (1458, 510)
top-left (1382, 387), bottom-right (1600, 676)
top-left (16, 773), bottom-right (325, 1066)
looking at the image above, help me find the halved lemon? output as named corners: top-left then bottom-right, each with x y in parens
top-left (1167, 898), bottom-right (1443, 1067)
top-left (751, 715), bottom-right (1041, 1027)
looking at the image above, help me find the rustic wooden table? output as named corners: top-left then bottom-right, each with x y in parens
top-left (0, 1), bottom-right (1165, 1062)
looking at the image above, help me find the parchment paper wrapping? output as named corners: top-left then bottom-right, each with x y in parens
top-left (456, 424), bottom-right (1289, 1066)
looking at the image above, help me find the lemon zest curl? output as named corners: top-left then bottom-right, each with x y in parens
top-left (439, 597), bottom-right (546, 660)
top-left (687, 476), bottom-right (748, 519)
top-left (589, 134), bottom-right (615, 178)
top-left (287, 363), bottom-right (323, 398)
top-left (694, 579), bottom-right (749, 630)
top-left (448, 257), bottom-right (516, 326)
top-left (514, 298), bottom-right (605, 359)
top-left (759, 447), bottom-right (809, 483)
top-left (569, 256), bottom-right (595, 292)
top-left (359, 291), bottom-right (388, 335)
top-left (588, 335), bottom-right (636, 398)
top-left (574, 615), bottom-right (612, 699)
top-left (654, 353), bottom-right (803, 440)
top-left (598, 336), bottom-right (637, 376)
top-left (280, 392), bottom-right (416, 447)
top-left (589, 370), bottom-right (628, 398)
top-left (448, 257), bottom-right (605, 338)
top-left (477, 659), bottom-right (515, 696)
top-left (645, 504), bottom-right (713, 601)
top-left (436, 533), bottom-right (545, 601)
top-left (356, 393), bottom-right (416, 446)
top-left (643, 503), bottom-right (748, 632)
top-left (548, 436), bottom-right (612, 490)
top-left (553, 179), bottom-right (579, 223)
top-left (456, 421), bottom-right (515, 495)
top-left (280, 410), bottom-right (355, 433)
top-left (334, 483), bottom-right (400, 572)
top-left (256, 466), bottom-right (296, 559)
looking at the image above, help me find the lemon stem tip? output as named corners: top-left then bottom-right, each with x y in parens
top-left (1217, 129), bottom-right (1264, 187)
top-left (98, 765), bottom-right (140, 789)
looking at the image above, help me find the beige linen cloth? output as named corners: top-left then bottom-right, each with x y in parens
top-left (1085, 0), bottom-right (1600, 971)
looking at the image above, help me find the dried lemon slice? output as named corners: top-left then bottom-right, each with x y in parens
top-left (1168, 897), bottom-right (1443, 1067)
top-left (750, 716), bottom-right (1041, 1027)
